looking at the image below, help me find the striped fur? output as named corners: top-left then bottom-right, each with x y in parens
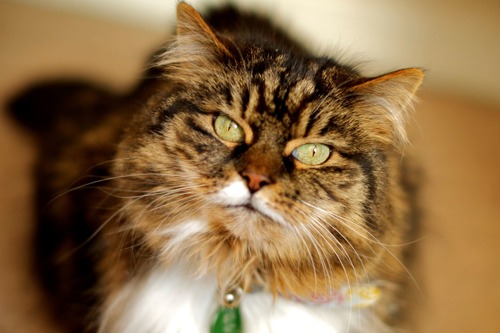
top-left (10, 2), bottom-right (423, 332)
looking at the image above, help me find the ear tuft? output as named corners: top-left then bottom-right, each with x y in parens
top-left (154, 2), bottom-right (233, 81)
top-left (176, 2), bottom-right (232, 57)
top-left (349, 68), bottom-right (424, 150)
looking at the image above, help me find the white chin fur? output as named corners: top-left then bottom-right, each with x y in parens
top-left (99, 265), bottom-right (391, 333)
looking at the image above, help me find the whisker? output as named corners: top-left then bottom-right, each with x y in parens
top-left (305, 208), bottom-right (372, 331)
top-left (291, 206), bottom-right (361, 331)
top-left (299, 199), bottom-right (422, 297)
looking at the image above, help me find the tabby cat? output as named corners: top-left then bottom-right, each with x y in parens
top-left (10, 2), bottom-right (423, 333)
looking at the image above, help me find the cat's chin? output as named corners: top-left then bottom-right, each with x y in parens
top-left (220, 204), bottom-right (284, 242)
top-left (225, 205), bottom-right (268, 234)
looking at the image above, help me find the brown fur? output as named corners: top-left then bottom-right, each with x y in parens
top-left (9, 2), bottom-right (423, 332)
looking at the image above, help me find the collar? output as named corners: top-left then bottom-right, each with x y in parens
top-left (210, 284), bottom-right (381, 333)
top-left (289, 283), bottom-right (381, 308)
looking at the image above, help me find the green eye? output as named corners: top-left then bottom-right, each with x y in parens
top-left (292, 143), bottom-right (331, 165)
top-left (214, 114), bottom-right (245, 143)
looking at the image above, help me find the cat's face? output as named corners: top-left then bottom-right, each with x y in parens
top-left (113, 4), bottom-right (423, 298)
top-left (136, 58), bottom-right (372, 246)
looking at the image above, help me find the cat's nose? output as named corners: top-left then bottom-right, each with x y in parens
top-left (240, 170), bottom-right (272, 193)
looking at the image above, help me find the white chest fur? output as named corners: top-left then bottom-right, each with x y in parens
top-left (99, 265), bottom-right (390, 333)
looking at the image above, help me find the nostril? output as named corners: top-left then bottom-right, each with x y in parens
top-left (241, 171), bottom-right (272, 193)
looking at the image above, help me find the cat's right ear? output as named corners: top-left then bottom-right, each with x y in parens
top-left (176, 2), bottom-right (232, 58)
top-left (155, 2), bottom-right (233, 80)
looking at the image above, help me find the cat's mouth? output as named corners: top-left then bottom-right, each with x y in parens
top-left (214, 180), bottom-right (287, 225)
top-left (229, 199), bottom-right (287, 226)
top-left (228, 202), bottom-right (259, 214)
top-left (242, 203), bottom-right (257, 212)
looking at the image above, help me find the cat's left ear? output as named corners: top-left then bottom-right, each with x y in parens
top-left (349, 68), bottom-right (424, 149)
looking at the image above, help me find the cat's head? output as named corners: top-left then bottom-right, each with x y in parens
top-left (114, 3), bottom-right (423, 299)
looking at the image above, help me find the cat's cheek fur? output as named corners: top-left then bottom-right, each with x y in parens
top-left (99, 264), bottom-right (392, 333)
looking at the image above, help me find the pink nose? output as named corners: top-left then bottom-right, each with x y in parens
top-left (240, 171), bottom-right (272, 193)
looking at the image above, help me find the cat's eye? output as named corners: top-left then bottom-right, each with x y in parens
top-left (292, 143), bottom-right (331, 165)
top-left (214, 114), bottom-right (245, 143)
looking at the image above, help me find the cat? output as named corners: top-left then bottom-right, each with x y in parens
top-left (9, 2), bottom-right (423, 333)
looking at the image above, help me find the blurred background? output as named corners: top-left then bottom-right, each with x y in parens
top-left (10, 0), bottom-right (500, 105)
top-left (1, 0), bottom-right (499, 332)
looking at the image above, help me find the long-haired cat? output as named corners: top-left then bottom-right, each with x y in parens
top-left (9, 2), bottom-right (423, 333)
